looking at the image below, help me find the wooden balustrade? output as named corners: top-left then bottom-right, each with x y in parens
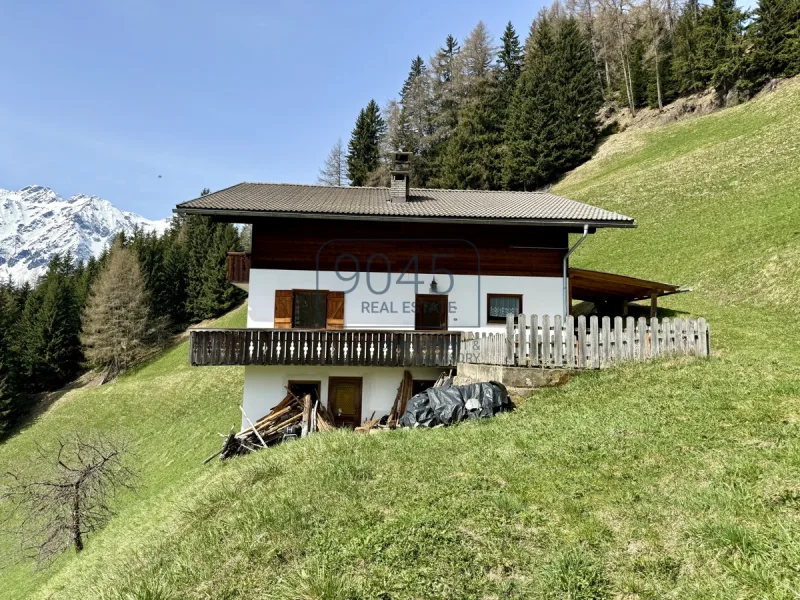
top-left (190, 328), bottom-right (461, 368)
top-left (461, 314), bottom-right (711, 369)
top-left (226, 252), bottom-right (250, 285)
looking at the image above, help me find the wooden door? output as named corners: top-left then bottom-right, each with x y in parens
top-left (415, 294), bottom-right (448, 330)
top-left (327, 377), bottom-right (362, 429)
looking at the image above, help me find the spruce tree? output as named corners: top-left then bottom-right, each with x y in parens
top-left (744, 0), bottom-right (800, 90)
top-left (0, 285), bottom-right (20, 436)
top-left (552, 17), bottom-right (604, 175)
top-left (14, 256), bottom-right (82, 392)
top-left (673, 0), bottom-right (704, 94)
top-left (198, 223), bottom-right (245, 319)
top-left (503, 17), bottom-right (560, 190)
top-left (627, 38), bottom-right (649, 108)
top-left (346, 100), bottom-right (385, 186)
top-left (497, 21), bottom-right (523, 86)
top-left (438, 78), bottom-right (505, 190)
top-left (696, 0), bottom-right (746, 98)
top-left (81, 241), bottom-right (155, 376)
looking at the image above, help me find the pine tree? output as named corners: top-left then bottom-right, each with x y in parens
top-left (438, 77), bottom-right (505, 190)
top-left (428, 35), bottom-right (462, 181)
top-left (696, 0), bottom-right (746, 98)
top-left (497, 21), bottom-right (523, 93)
top-left (317, 138), bottom-right (348, 186)
top-left (552, 17), bottom-right (604, 175)
top-left (346, 100), bottom-right (386, 186)
top-left (673, 0), bottom-right (704, 94)
top-left (162, 218), bottom-right (189, 325)
top-left (81, 241), bottom-right (155, 376)
top-left (198, 223), bottom-right (245, 319)
top-left (0, 285), bottom-right (20, 436)
top-left (14, 256), bottom-right (82, 392)
top-left (398, 57), bottom-right (433, 159)
top-left (744, 0), bottom-right (800, 91)
top-left (503, 17), bottom-right (560, 190)
top-left (627, 38), bottom-right (649, 108)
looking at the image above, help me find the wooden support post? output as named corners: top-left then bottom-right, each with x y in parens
top-left (650, 293), bottom-right (658, 319)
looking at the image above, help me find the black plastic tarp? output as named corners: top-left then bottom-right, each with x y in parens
top-left (399, 381), bottom-right (513, 428)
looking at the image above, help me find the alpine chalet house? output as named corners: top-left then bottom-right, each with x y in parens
top-left (176, 153), bottom-right (635, 429)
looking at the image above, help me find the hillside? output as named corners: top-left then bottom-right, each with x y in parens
top-left (0, 185), bottom-right (169, 283)
top-left (2, 79), bottom-right (800, 599)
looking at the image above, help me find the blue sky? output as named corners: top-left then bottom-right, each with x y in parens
top-left (2, 0), bottom-right (756, 220)
top-left (1, 0), bottom-right (552, 219)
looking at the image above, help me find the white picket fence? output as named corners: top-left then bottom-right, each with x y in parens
top-left (461, 314), bottom-right (710, 369)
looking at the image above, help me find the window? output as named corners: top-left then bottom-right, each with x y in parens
top-left (487, 294), bottom-right (522, 323)
top-left (274, 290), bottom-right (344, 329)
top-left (293, 291), bottom-right (326, 329)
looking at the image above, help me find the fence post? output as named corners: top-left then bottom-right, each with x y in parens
top-left (518, 313), bottom-right (528, 365)
top-left (530, 315), bottom-right (539, 367)
top-left (577, 316), bottom-right (587, 368)
top-left (651, 317), bottom-right (660, 358)
top-left (506, 314), bottom-right (515, 365)
top-left (542, 314), bottom-right (551, 366)
top-left (554, 314), bottom-right (563, 367)
top-left (588, 316), bottom-right (598, 368)
top-left (613, 316), bottom-right (623, 363)
top-left (697, 318), bottom-right (708, 357)
top-left (673, 318), bottom-right (684, 355)
top-left (687, 319), bottom-right (696, 356)
top-left (566, 315), bottom-right (575, 368)
top-left (601, 316), bottom-right (611, 367)
top-left (637, 317), bottom-right (647, 360)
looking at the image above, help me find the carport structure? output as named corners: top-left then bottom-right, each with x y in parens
top-left (569, 268), bottom-right (689, 318)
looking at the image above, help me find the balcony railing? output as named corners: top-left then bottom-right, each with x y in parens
top-left (227, 252), bottom-right (250, 285)
top-left (189, 328), bottom-right (462, 367)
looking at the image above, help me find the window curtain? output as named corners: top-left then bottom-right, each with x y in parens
top-left (489, 296), bottom-right (520, 318)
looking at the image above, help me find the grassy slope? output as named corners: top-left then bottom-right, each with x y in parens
top-left (2, 81), bottom-right (800, 599)
top-left (0, 307), bottom-right (246, 599)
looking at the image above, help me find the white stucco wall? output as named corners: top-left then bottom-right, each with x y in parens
top-left (242, 365), bottom-right (443, 429)
top-left (246, 268), bottom-right (563, 332)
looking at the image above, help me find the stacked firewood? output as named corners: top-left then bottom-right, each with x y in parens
top-left (210, 390), bottom-right (336, 461)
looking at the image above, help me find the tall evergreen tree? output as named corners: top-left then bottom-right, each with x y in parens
top-left (0, 284), bottom-right (20, 436)
top-left (497, 21), bottom-right (523, 85)
top-left (552, 17), bottom-right (604, 174)
top-left (438, 78), bottom-right (505, 190)
top-left (14, 256), bottom-right (82, 392)
top-left (503, 17), bottom-right (560, 190)
top-left (398, 56), bottom-right (434, 184)
top-left (673, 0), bottom-right (704, 94)
top-left (346, 100), bottom-right (385, 186)
top-left (744, 0), bottom-right (800, 90)
top-left (696, 0), bottom-right (746, 98)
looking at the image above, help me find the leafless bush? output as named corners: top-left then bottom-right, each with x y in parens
top-left (1, 435), bottom-right (135, 565)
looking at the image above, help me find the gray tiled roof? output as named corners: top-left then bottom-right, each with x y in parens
top-left (175, 183), bottom-right (634, 227)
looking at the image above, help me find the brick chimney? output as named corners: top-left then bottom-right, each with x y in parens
top-left (390, 151), bottom-right (411, 202)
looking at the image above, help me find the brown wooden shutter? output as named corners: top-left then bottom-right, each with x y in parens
top-left (274, 290), bottom-right (293, 329)
top-left (326, 291), bottom-right (344, 329)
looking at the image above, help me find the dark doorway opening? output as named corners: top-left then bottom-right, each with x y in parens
top-left (288, 381), bottom-right (321, 404)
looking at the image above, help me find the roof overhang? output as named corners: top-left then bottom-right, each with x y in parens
top-left (172, 207), bottom-right (637, 229)
top-left (569, 267), bottom-right (689, 303)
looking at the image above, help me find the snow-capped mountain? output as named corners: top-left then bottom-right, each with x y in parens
top-left (0, 185), bottom-right (170, 284)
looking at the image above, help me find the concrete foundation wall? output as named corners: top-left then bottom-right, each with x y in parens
top-left (454, 362), bottom-right (571, 389)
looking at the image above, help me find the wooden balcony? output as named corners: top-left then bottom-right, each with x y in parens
top-left (189, 328), bottom-right (461, 368)
top-left (227, 252), bottom-right (250, 289)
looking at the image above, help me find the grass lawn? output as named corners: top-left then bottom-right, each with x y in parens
top-left (1, 79), bottom-right (800, 599)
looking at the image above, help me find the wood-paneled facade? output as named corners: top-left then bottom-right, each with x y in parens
top-left (250, 218), bottom-right (570, 278)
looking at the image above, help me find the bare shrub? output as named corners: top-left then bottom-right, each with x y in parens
top-left (1, 435), bottom-right (135, 565)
